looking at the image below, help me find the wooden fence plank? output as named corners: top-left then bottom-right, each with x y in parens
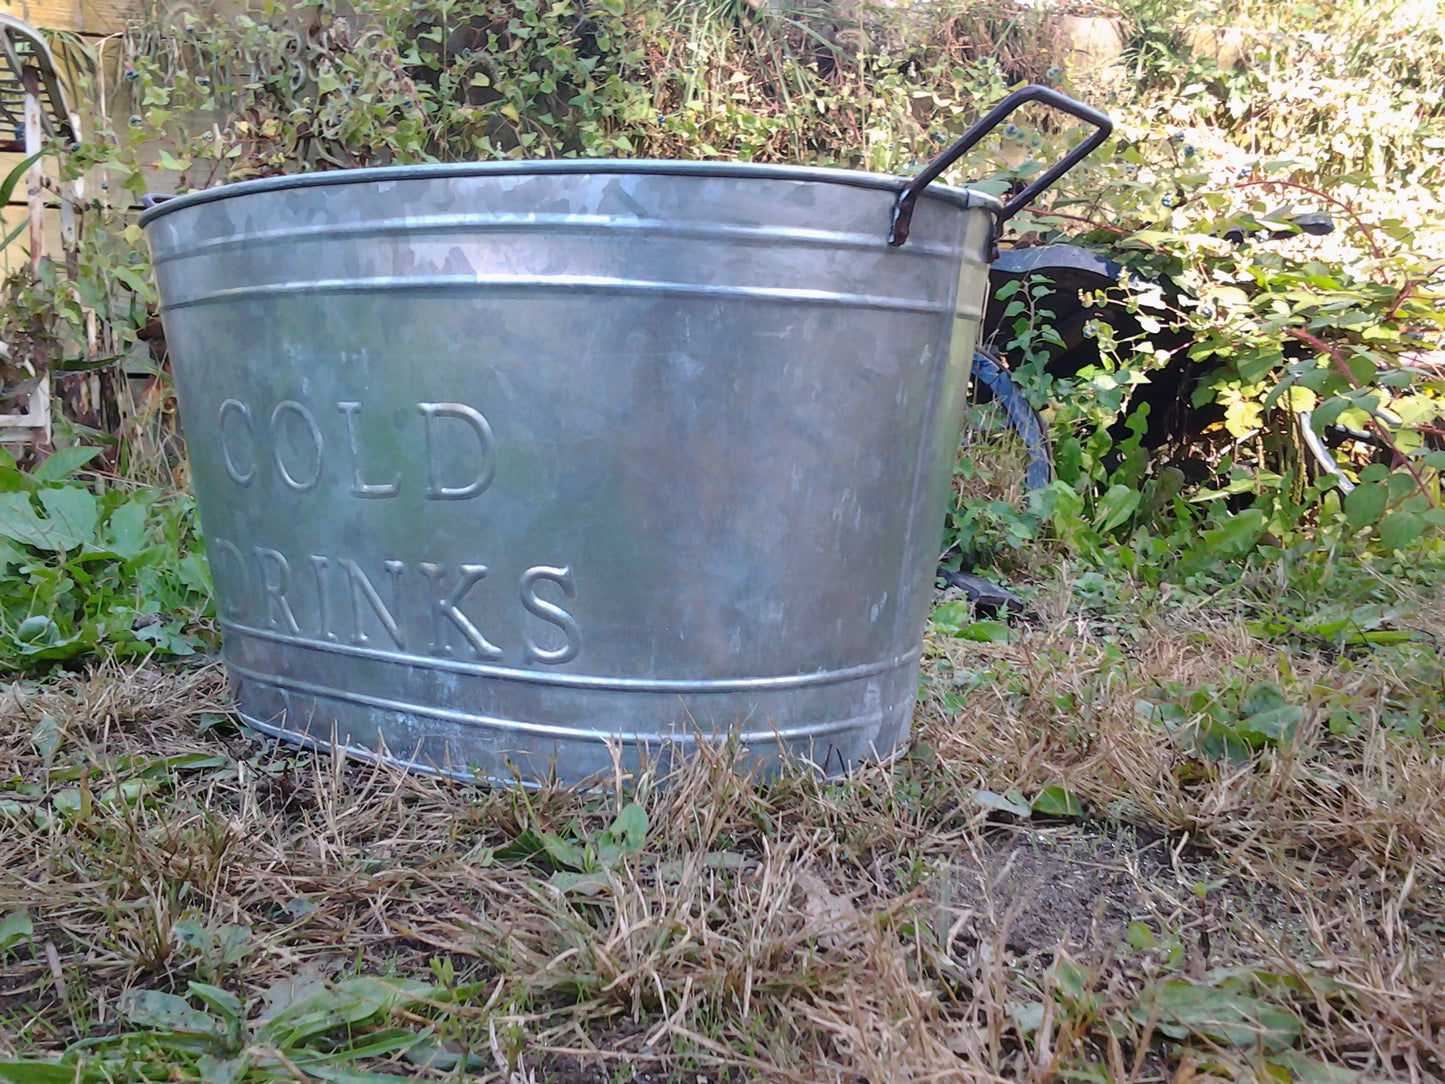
top-left (2, 0), bottom-right (138, 36)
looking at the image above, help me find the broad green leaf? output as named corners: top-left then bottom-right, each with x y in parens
top-left (0, 447), bottom-right (26, 492)
top-left (215, 924), bottom-right (251, 965)
top-left (1134, 980), bottom-right (1301, 1050)
top-left (1050, 956), bottom-right (1091, 1000)
top-left (15, 616), bottom-right (59, 646)
top-left (605, 803), bottom-right (648, 852)
top-left (0, 489), bottom-right (99, 552)
top-left (187, 982), bottom-right (244, 1025)
top-left (32, 716), bottom-right (62, 768)
top-left (1238, 706), bottom-right (1301, 745)
top-left (1031, 786), bottom-right (1083, 817)
top-left (256, 965), bottom-right (331, 1025)
top-left (1206, 509), bottom-right (1266, 557)
top-left (1378, 510), bottom-right (1425, 554)
top-left (1343, 481), bottom-right (1387, 530)
top-left (0, 493), bottom-right (63, 550)
top-left (953, 620), bottom-right (1013, 643)
top-left (37, 488), bottom-right (99, 549)
top-left (1127, 921), bottom-right (1157, 949)
top-left (52, 779), bottom-right (153, 819)
top-left (1308, 397), bottom-right (1350, 431)
top-left (30, 447), bottom-right (101, 484)
top-left (539, 831), bottom-right (588, 872)
top-left (929, 600), bottom-right (972, 633)
top-left (1193, 719), bottom-right (1253, 764)
top-left (156, 148), bottom-right (192, 172)
top-left (197, 1054), bottom-right (249, 1084)
top-left (178, 552), bottom-right (212, 595)
top-left (1236, 345), bottom-right (1284, 384)
top-left (1093, 483), bottom-right (1141, 533)
top-left (549, 870), bottom-right (614, 895)
top-left (1235, 707), bottom-right (1299, 746)
top-left (1139, 698), bottom-right (1187, 729)
top-left (256, 976), bottom-right (431, 1047)
top-left (0, 909), bottom-right (33, 953)
top-left (1387, 472), bottom-right (1421, 502)
top-left (112, 265), bottom-right (152, 296)
top-left (105, 499), bottom-right (150, 559)
top-left (118, 989), bottom-right (226, 1037)
top-left (972, 789), bottom-right (1032, 817)
top-left (1237, 683), bottom-right (1302, 745)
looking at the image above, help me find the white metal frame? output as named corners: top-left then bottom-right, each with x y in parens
top-left (0, 14), bottom-right (78, 445)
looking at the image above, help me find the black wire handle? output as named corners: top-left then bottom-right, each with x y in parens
top-left (888, 85), bottom-right (1113, 247)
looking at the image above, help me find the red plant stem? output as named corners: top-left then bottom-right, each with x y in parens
top-left (1234, 178), bottom-right (1382, 260)
top-left (1383, 278), bottom-right (1418, 323)
top-left (1286, 327), bottom-right (1435, 506)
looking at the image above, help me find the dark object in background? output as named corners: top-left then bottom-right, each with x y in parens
top-left (936, 568), bottom-right (1026, 616)
top-left (979, 213), bottom-right (1336, 475)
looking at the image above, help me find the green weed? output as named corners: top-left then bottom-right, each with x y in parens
top-left (0, 448), bottom-right (210, 669)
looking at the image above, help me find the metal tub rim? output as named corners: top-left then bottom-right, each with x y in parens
top-left (137, 158), bottom-right (1003, 227)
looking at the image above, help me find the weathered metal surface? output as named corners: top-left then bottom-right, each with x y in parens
top-left (142, 160), bottom-right (1000, 784)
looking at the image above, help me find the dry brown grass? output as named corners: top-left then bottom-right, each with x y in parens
top-left (1, 579), bottom-right (1443, 1081)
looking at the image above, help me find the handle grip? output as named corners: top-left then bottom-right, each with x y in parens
top-left (888, 85), bottom-right (1113, 247)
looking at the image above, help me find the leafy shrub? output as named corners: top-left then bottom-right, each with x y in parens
top-left (0, 448), bottom-right (211, 667)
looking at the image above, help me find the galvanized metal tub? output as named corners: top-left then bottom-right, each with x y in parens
top-left (141, 88), bottom-right (1109, 785)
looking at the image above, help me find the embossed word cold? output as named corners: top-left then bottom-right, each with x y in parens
top-left (217, 396), bottom-right (494, 498)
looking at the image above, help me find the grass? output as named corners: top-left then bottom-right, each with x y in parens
top-left (2, 565), bottom-right (1443, 1082)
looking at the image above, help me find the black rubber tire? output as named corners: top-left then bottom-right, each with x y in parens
top-left (968, 349), bottom-right (1053, 491)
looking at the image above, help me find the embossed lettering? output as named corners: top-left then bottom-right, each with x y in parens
top-left (310, 555), bottom-right (338, 642)
top-left (253, 546), bottom-right (300, 633)
top-left (519, 565), bottom-right (580, 665)
top-left (418, 402), bottom-right (495, 500)
top-left (218, 399), bottom-right (256, 487)
top-left (337, 402), bottom-right (400, 499)
top-left (342, 558), bottom-right (406, 649)
top-left (211, 537), bottom-right (251, 619)
top-left (270, 400), bottom-right (323, 493)
top-left (417, 562), bottom-right (502, 660)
